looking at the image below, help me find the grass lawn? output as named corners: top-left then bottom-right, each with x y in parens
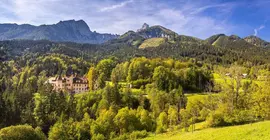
top-left (143, 121), bottom-right (270, 140)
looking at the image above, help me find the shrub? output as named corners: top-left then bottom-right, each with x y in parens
top-left (206, 112), bottom-right (227, 127)
top-left (129, 130), bottom-right (148, 139)
top-left (112, 130), bottom-right (148, 140)
top-left (0, 125), bottom-right (46, 140)
top-left (92, 134), bottom-right (105, 140)
top-left (131, 79), bottom-right (150, 88)
top-left (224, 110), bottom-right (255, 125)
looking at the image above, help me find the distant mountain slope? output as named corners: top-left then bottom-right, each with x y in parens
top-left (0, 20), bottom-right (119, 44)
top-left (107, 30), bottom-right (145, 46)
top-left (176, 35), bottom-right (204, 45)
top-left (206, 34), bottom-right (255, 48)
top-left (244, 35), bottom-right (270, 47)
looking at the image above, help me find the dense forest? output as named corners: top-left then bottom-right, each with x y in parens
top-left (1, 40), bottom-right (270, 139)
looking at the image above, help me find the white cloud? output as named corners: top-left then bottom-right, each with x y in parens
top-left (150, 8), bottom-right (231, 39)
top-left (100, 0), bottom-right (134, 12)
top-left (254, 25), bottom-right (265, 36)
top-left (189, 4), bottom-right (229, 15)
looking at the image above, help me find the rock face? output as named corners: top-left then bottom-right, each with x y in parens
top-left (137, 24), bottom-right (178, 39)
top-left (0, 20), bottom-right (119, 44)
top-left (137, 23), bottom-right (150, 32)
top-left (244, 35), bottom-right (270, 47)
top-left (141, 23), bottom-right (150, 30)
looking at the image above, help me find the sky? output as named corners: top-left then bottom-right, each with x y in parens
top-left (0, 0), bottom-right (269, 41)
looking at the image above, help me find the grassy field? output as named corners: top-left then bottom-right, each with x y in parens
top-left (143, 121), bottom-right (270, 140)
top-left (139, 38), bottom-right (166, 49)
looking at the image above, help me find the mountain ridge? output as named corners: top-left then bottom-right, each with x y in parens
top-left (0, 20), bottom-right (269, 47)
top-left (244, 35), bottom-right (270, 47)
top-left (115, 23), bottom-right (270, 49)
top-left (0, 19), bottom-right (119, 44)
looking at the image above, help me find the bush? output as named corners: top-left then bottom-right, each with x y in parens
top-left (155, 125), bottom-right (165, 133)
top-left (92, 134), bottom-right (105, 140)
top-left (131, 79), bottom-right (150, 88)
top-left (224, 110), bottom-right (255, 125)
top-left (129, 130), bottom-right (148, 139)
top-left (0, 125), bottom-right (46, 140)
top-left (112, 130), bottom-right (148, 140)
top-left (206, 112), bottom-right (227, 127)
top-left (48, 119), bottom-right (92, 140)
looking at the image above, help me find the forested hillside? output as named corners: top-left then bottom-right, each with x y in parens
top-left (1, 36), bottom-right (270, 140)
top-left (1, 38), bottom-right (270, 65)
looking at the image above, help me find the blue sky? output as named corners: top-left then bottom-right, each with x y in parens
top-left (0, 0), bottom-right (269, 41)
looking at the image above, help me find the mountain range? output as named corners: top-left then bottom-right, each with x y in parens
top-left (0, 19), bottom-right (269, 47)
top-left (0, 20), bottom-right (118, 44)
top-left (110, 23), bottom-right (270, 49)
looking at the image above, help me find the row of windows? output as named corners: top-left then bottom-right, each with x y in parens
top-left (73, 84), bottom-right (87, 87)
top-left (75, 88), bottom-right (88, 90)
top-left (53, 84), bottom-right (87, 88)
top-left (56, 84), bottom-right (87, 87)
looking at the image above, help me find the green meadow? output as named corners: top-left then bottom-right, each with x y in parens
top-left (143, 121), bottom-right (270, 140)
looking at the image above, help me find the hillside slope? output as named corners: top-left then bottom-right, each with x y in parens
top-left (143, 121), bottom-right (270, 140)
top-left (206, 34), bottom-right (254, 48)
top-left (139, 38), bottom-right (167, 49)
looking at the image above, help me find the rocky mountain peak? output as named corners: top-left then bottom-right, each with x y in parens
top-left (56, 19), bottom-right (91, 34)
top-left (229, 35), bottom-right (241, 40)
top-left (141, 23), bottom-right (149, 30)
top-left (244, 35), bottom-right (263, 41)
top-left (137, 23), bottom-right (150, 32)
top-left (136, 24), bottom-right (177, 39)
top-left (0, 19), bottom-right (119, 44)
top-left (244, 35), bottom-right (270, 47)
